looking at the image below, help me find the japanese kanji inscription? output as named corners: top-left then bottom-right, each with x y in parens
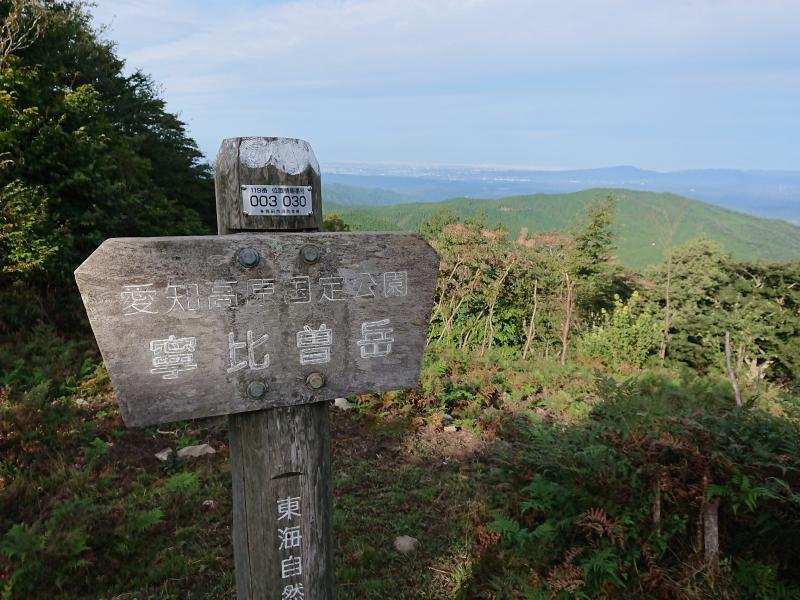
top-left (74, 231), bottom-right (439, 426)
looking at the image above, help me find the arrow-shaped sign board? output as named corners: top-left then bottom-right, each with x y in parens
top-left (75, 232), bottom-right (439, 426)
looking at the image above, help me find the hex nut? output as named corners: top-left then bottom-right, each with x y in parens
top-left (238, 247), bottom-right (260, 268)
top-left (305, 372), bottom-right (325, 390)
top-left (247, 380), bottom-right (267, 399)
top-left (300, 244), bottom-right (321, 264)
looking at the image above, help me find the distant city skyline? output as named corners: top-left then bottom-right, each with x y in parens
top-left (92, 0), bottom-right (800, 171)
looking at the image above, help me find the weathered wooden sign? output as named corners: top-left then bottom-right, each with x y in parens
top-left (75, 231), bottom-right (438, 426)
top-left (76, 136), bottom-right (438, 599)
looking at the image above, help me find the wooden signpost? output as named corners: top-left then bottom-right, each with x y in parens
top-left (74, 137), bottom-right (439, 599)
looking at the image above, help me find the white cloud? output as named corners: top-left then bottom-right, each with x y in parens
top-left (89, 0), bottom-right (800, 168)
top-left (94, 0), bottom-right (800, 82)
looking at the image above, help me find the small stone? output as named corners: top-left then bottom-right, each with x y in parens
top-left (154, 448), bottom-right (173, 461)
top-left (75, 399), bottom-right (89, 407)
top-left (177, 443), bottom-right (216, 458)
top-left (443, 425), bottom-right (459, 433)
top-left (393, 535), bottom-right (419, 554)
top-left (441, 413), bottom-right (454, 425)
top-left (334, 397), bottom-right (354, 411)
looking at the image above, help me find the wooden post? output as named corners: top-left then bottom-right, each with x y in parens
top-left (76, 134), bottom-right (438, 598)
top-left (216, 137), bottom-right (334, 599)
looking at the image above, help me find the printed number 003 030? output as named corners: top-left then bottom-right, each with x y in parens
top-left (249, 194), bottom-right (308, 208)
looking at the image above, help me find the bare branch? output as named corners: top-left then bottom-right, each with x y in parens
top-left (725, 331), bottom-right (742, 408)
top-left (0, 0), bottom-right (47, 71)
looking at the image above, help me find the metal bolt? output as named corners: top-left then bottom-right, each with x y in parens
top-left (300, 244), bottom-right (321, 264)
top-left (247, 380), bottom-right (267, 399)
top-left (305, 372), bottom-right (325, 390)
top-left (238, 247), bottom-right (260, 268)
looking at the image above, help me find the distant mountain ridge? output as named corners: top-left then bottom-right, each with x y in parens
top-left (323, 187), bottom-right (800, 270)
top-left (322, 164), bottom-right (800, 223)
top-left (322, 183), bottom-right (421, 206)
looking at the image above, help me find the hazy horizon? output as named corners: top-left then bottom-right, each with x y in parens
top-left (320, 161), bottom-right (800, 175)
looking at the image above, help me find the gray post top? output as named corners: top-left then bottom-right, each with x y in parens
top-left (215, 136), bottom-right (323, 234)
top-left (233, 137), bottom-right (320, 175)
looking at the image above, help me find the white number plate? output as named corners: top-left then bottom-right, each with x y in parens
top-left (241, 185), bottom-right (313, 216)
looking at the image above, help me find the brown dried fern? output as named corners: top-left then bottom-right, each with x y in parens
top-left (576, 507), bottom-right (625, 547)
top-left (547, 547), bottom-right (585, 598)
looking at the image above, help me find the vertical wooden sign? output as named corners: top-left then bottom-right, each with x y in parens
top-left (218, 137), bottom-right (334, 600)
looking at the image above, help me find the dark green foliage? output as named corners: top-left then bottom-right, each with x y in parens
top-left (0, 0), bottom-right (213, 331)
top-left (418, 206), bottom-right (459, 241)
top-left (0, 9), bottom-right (224, 592)
top-left (645, 240), bottom-right (800, 386)
top-left (569, 194), bottom-right (625, 314)
top-left (421, 201), bottom-right (799, 389)
top-left (0, 354), bottom-right (232, 599)
top-left (0, 180), bottom-right (58, 277)
top-left (478, 372), bottom-right (800, 599)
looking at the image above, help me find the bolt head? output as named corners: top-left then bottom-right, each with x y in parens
top-left (247, 380), bottom-right (267, 399)
top-left (300, 244), bottom-right (321, 264)
top-left (305, 372), bottom-right (325, 390)
top-left (238, 247), bottom-right (260, 268)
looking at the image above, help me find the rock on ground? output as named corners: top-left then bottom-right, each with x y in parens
top-left (177, 443), bottom-right (216, 458)
top-left (334, 397), bottom-right (354, 411)
top-left (154, 448), bottom-right (174, 461)
top-left (393, 535), bottom-right (419, 554)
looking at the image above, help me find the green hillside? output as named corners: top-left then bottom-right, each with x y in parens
top-left (324, 188), bottom-right (800, 269)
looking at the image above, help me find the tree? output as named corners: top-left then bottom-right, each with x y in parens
top-left (568, 194), bottom-right (627, 314)
top-left (559, 270), bottom-right (576, 365)
top-left (425, 199), bottom-right (626, 362)
top-left (557, 194), bottom-right (627, 362)
top-left (572, 195), bottom-right (617, 269)
top-left (0, 0), bottom-right (213, 329)
top-left (0, 0), bottom-right (45, 70)
top-left (0, 180), bottom-right (58, 277)
top-left (419, 207), bottom-right (459, 242)
top-left (656, 204), bottom-right (686, 364)
top-left (644, 239), bottom-right (731, 372)
top-left (322, 211), bottom-right (351, 232)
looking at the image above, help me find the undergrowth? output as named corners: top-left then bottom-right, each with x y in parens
top-left (419, 351), bottom-right (800, 599)
top-left (2, 333), bottom-right (799, 598)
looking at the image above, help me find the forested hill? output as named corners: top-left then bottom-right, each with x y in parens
top-left (323, 182), bottom-right (421, 206)
top-left (323, 188), bottom-right (800, 269)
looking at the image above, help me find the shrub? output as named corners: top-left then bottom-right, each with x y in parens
top-left (577, 292), bottom-right (660, 368)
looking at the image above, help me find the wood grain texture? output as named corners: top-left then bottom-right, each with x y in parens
top-left (215, 137), bottom-right (322, 233)
top-left (72, 135), bottom-right (437, 600)
top-left (229, 402), bottom-right (333, 599)
top-left (74, 232), bottom-right (439, 426)
top-left (221, 137), bottom-right (333, 600)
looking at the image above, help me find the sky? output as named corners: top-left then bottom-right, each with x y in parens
top-left (90, 0), bottom-right (800, 171)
